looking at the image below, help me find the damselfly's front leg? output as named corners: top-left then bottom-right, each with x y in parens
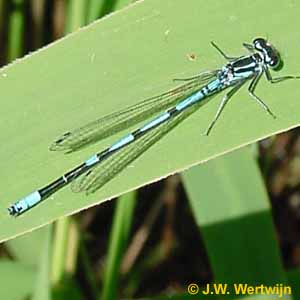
top-left (205, 80), bottom-right (246, 135)
top-left (264, 67), bottom-right (300, 83)
top-left (248, 71), bottom-right (276, 118)
top-left (211, 41), bottom-right (241, 61)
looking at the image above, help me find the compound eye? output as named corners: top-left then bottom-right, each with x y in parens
top-left (266, 46), bottom-right (281, 69)
top-left (269, 55), bottom-right (280, 69)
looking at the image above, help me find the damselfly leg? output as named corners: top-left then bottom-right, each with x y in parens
top-left (247, 64), bottom-right (300, 118)
top-left (210, 41), bottom-right (240, 61)
top-left (248, 71), bottom-right (276, 119)
top-left (264, 67), bottom-right (300, 83)
top-left (205, 80), bottom-right (246, 135)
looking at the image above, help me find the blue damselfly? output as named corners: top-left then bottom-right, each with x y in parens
top-left (8, 38), bottom-right (299, 216)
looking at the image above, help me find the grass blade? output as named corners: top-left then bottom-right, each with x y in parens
top-left (182, 148), bottom-right (290, 297)
top-left (1, 0), bottom-right (300, 241)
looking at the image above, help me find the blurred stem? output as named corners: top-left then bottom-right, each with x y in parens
top-left (87, 0), bottom-right (132, 23)
top-left (32, 227), bottom-right (52, 300)
top-left (65, 220), bottom-right (80, 274)
top-left (79, 242), bottom-right (99, 299)
top-left (87, 0), bottom-right (105, 23)
top-left (65, 0), bottom-right (87, 34)
top-left (100, 192), bottom-right (136, 300)
top-left (51, 217), bottom-right (71, 284)
top-left (31, 0), bottom-right (46, 48)
top-left (114, 0), bottom-right (134, 11)
top-left (8, 0), bottom-right (24, 61)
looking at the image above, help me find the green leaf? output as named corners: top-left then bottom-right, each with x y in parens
top-left (182, 148), bottom-right (288, 288)
top-left (1, 0), bottom-right (300, 241)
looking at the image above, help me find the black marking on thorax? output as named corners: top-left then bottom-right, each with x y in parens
top-left (232, 56), bottom-right (258, 74)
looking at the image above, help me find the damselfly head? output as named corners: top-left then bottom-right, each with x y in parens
top-left (253, 38), bottom-right (281, 69)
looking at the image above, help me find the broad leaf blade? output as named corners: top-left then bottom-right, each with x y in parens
top-left (1, 0), bottom-right (300, 241)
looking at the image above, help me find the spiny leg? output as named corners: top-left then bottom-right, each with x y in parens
top-left (264, 67), bottom-right (300, 83)
top-left (248, 71), bottom-right (276, 118)
top-left (210, 41), bottom-right (240, 61)
top-left (205, 80), bottom-right (246, 135)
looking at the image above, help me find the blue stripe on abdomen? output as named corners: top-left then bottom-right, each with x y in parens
top-left (175, 90), bottom-right (204, 111)
top-left (85, 154), bottom-right (99, 166)
top-left (206, 78), bottom-right (221, 91)
top-left (175, 79), bottom-right (221, 112)
top-left (139, 112), bottom-right (171, 132)
top-left (109, 134), bottom-right (135, 151)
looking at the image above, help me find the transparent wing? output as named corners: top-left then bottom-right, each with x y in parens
top-left (50, 70), bottom-right (218, 152)
top-left (71, 100), bottom-right (204, 194)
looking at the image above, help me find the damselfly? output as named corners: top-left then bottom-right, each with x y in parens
top-left (8, 38), bottom-right (299, 216)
